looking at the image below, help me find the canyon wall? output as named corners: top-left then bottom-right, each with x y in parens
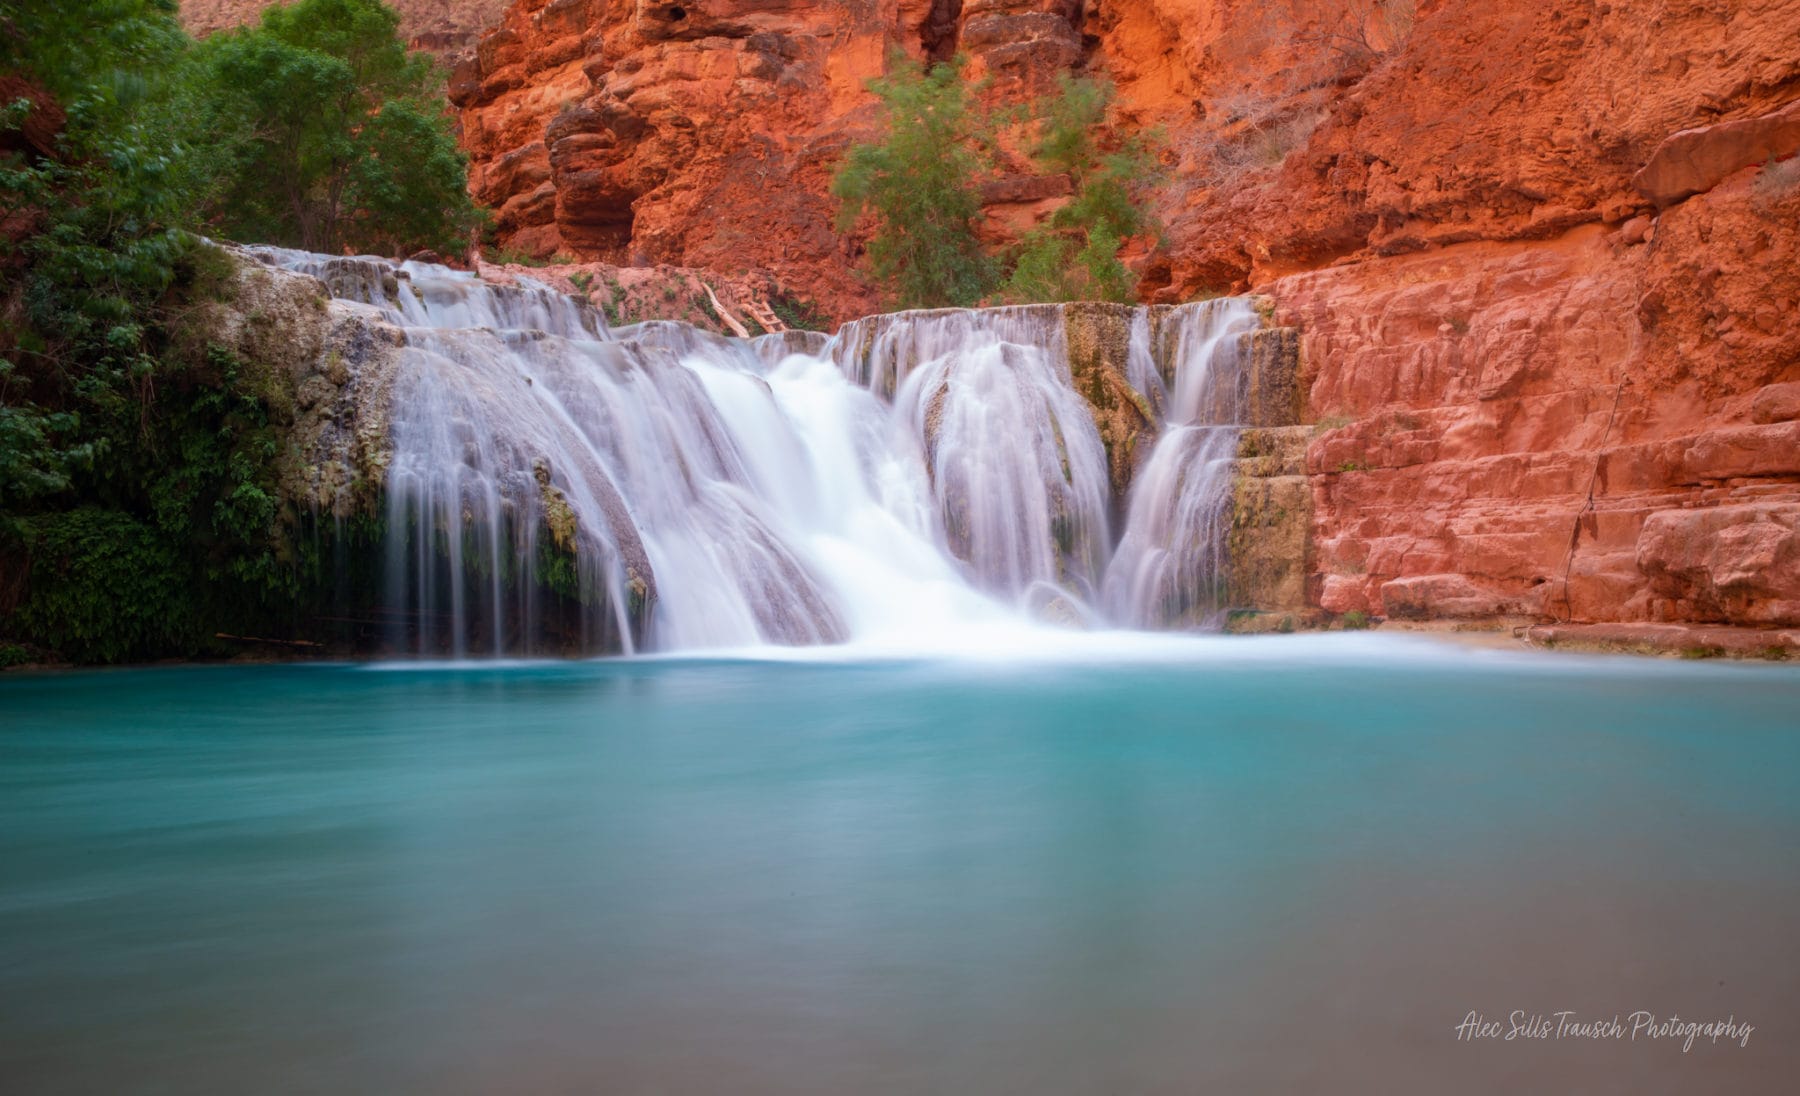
top-left (1246, 160), bottom-right (1800, 637)
top-left (444, 0), bottom-right (1800, 639)
top-left (197, 0), bottom-right (1800, 640)
top-left (1223, 1), bottom-right (1800, 642)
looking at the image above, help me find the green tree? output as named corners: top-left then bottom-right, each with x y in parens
top-left (198, 0), bottom-right (482, 256)
top-left (2, 0), bottom-right (211, 540)
top-left (0, 0), bottom-right (426, 662)
top-left (1001, 75), bottom-right (1158, 305)
top-left (832, 54), bottom-right (997, 310)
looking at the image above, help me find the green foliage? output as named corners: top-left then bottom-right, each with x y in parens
top-left (833, 59), bottom-right (1157, 307)
top-left (1340, 610), bottom-right (1371, 631)
top-left (832, 54), bottom-right (997, 309)
top-left (0, 366), bottom-right (85, 539)
top-left (487, 246), bottom-right (549, 267)
top-left (693, 285), bottom-right (720, 327)
top-left (603, 277), bottom-right (628, 326)
top-left (1030, 72), bottom-right (1109, 178)
top-left (3, 1), bottom-right (219, 562)
top-left (10, 508), bottom-right (193, 663)
top-left (197, 0), bottom-right (483, 256)
top-left (0, 1), bottom-right (420, 662)
top-left (1003, 219), bottom-right (1136, 306)
top-left (1000, 75), bottom-right (1159, 305)
top-left (5, 334), bottom-right (302, 662)
top-left (770, 292), bottom-right (830, 333)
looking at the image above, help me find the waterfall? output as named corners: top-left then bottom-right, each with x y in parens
top-left (254, 248), bottom-right (1260, 654)
top-left (1102, 298), bottom-right (1261, 628)
top-left (833, 308), bottom-right (1114, 604)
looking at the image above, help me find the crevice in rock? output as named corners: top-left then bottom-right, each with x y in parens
top-left (921, 0), bottom-right (963, 63)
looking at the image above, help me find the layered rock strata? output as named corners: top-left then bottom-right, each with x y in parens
top-left (1275, 163), bottom-right (1800, 637)
top-left (449, 0), bottom-right (1112, 319)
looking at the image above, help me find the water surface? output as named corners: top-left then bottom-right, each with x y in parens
top-left (3, 637), bottom-right (1797, 1093)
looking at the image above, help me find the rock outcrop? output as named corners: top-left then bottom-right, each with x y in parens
top-left (194, 0), bottom-right (1800, 642)
top-left (192, 249), bottom-right (404, 517)
top-left (1153, 0), bottom-right (1800, 297)
top-left (449, 0), bottom-right (1115, 319)
top-left (179, 0), bottom-right (513, 57)
top-left (1634, 98), bottom-right (1800, 208)
top-left (1105, 0), bottom-right (1800, 641)
top-left (1274, 163), bottom-right (1800, 631)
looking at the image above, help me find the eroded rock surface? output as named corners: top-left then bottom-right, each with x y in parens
top-left (192, 0), bottom-right (1800, 636)
top-left (451, 0), bottom-right (1111, 319)
top-left (1274, 167), bottom-right (1800, 629)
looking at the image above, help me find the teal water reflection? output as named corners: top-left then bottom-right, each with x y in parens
top-left (3, 640), bottom-right (1798, 1093)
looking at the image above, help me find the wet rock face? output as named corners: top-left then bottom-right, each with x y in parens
top-left (1061, 303), bottom-right (1153, 504)
top-left (195, 250), bottom-right (408, 518)
top-left (1227, 426), bottom-right (1312, 613)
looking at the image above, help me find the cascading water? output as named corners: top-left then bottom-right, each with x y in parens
top-left (833, 308), bottom-right (1114, 605)
top-left (1102, 298), bottom-right (1262, 628)
top-left (253, 248), bottom-right (1259, 654)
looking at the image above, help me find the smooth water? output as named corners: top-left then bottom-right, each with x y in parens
top-left (4, 641), bottom-right (1798, 1094)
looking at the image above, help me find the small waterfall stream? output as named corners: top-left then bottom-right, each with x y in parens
top-left (1103, 299), bottom-right (1261, 628)
top-left (255, 249), bottom-right (1260, 654)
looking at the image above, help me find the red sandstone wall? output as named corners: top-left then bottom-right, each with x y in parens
top-left (205, 0), bottom-right (1800, 631)
top-left (448, 1), bottom-right (1125, 318)
top-left (444, 0), bottom-right (1800, 630)
top-left (1229, 0), bottom-right (1800, 630)
top-left (1280, 164), bottom-right (1800, 628)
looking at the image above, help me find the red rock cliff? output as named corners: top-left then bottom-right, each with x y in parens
top-left (350, 1), bottom-right (1800, 638)
top-left (450, 0), bottom-right (1114, 317)
top-left (1225, 1), bottom-right (1800, 638)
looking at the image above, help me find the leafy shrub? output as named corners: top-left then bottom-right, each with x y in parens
top-left (835, 60), bottom-right (1157, 307)
top-left (197, 0), bottom-right (484, 256)
top-left (832, 53), bottom-right (997, 309)
top-left (11, 508), bottom-right (193, 663)
top-left (770, 292), bottom-right (831, 332)
top-left (0, 1), bottom-right (434, 661)
top-left (999, 75), bottom-right (1158, 305)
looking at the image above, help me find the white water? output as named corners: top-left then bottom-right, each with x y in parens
top-left (1103, 299), bottom-right (1261, 627)
top-left (253, 249), bottom-right (1258, 655)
